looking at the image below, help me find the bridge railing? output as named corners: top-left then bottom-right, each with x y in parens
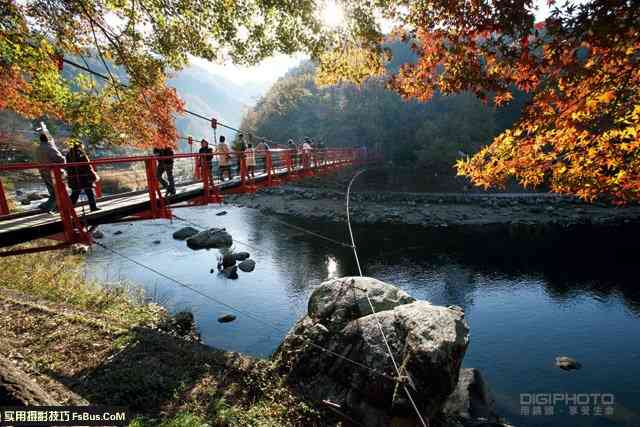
top-left (0, 147), bottom-right (368, 218)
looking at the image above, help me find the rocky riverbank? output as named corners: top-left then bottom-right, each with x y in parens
top-left (225, 185), bottom-right (640, 227)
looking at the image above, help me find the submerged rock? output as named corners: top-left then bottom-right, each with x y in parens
top-left (172, 226), bottom-right (199, 240)
top-left (113, 230), bottom-right (123, 235)
top-left (218, 314), bottom-right (236, 323)
top-left (273, 276), bottom-right (469, 426)
top-left (216, 211), bottom-right (228, 216)
top-left (222, 265), bottom-right (238, 279)
top-left (186, 228), bottom-right (232, 249)
top-left (152, 240), bottom-right (161, 245)
top-left (92, 230), bottom-right (104, 239)
top-left (238, 259), bottom-right (255, 272)
top-left (556, 356), bottom-right (581, 371)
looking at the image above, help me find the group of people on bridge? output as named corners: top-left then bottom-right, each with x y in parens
top-left (34, 126), bottom-right (332, 213)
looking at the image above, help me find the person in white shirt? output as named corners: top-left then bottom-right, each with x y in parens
top-left (217, 135), bottom-right (231, 181)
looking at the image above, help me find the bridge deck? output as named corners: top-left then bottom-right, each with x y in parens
top-left (0, 165), bottom-right (307, 247)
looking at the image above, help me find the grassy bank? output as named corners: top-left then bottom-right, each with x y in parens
top-left (0, 243), bottom-right (324, 426)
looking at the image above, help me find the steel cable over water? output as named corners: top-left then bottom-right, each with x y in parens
top-left (345, 169), bottom-right (429, 427)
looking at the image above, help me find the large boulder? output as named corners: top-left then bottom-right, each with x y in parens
top-left (172, 226), bottom-right (199, 240)
top-left (273, 277), bottom-right (470, 426)
top-left (186, 228), bottom-right (232, 249)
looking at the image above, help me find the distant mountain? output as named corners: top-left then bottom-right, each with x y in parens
top-left (169, 64), bottom-right (271, 144)
top-left (51, 57), bottom-right (273, 148)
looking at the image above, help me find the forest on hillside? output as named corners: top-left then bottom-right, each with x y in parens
top-left (240, 42), bottom-right (529, 175)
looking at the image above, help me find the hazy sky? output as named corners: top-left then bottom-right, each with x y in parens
top-left (196, 1), bottom-right (555, 85)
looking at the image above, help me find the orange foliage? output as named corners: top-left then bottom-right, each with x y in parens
top-left (388, 1), bottom-right (640, 202)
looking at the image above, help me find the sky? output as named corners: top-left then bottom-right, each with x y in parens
top-left (195, 0), bottom-right (556, 85)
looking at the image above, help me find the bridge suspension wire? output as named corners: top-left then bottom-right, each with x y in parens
top-left (60, 57), bottom-right (277, 144)
top-left (345, 169), bottom-right (429, 427)
top-left (92, 240), bottom-right (399, 384)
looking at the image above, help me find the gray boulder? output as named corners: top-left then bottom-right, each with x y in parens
top-left (274, 277), bottom-right (469, 426)
top-left (238, 259), bottom-right (255, 272)
top-left (556, 356), bottom-right (581, 371)
top-left (172, 226), bottom-right (199, 240)
top-left (233, 252), bottom-right (251, 261)
top-left (307, 277), bottom-right (416, 332)
top-left (186, 228), bottom-right (232, 249)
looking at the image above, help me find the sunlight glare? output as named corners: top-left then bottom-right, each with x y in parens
top-left (320, 0), bottom-right (345, 28)
top-left (326, 256), bottom-right (339, 278)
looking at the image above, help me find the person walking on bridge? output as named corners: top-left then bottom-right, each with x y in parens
top-left (235, 133), bottom-right (246, 178)
top-left (302, 137), bottom-right (312, 169)
top-left (198, 139), bottom-right (214, 182)
top-left (288, 139), bottom-right (298, 169)
top-left (65, 140), bottom-right (100, 212)
top-left (153, 145), bottom-right (176, 197)
top-left (246, 143), bottom-right (256, 178)
top-left (217, 135), bottom-right (231, 181)
top-left (35, 127), bottom-right (65, 213)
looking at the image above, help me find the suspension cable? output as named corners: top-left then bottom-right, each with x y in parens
top-left (345, 169), bottom-right (429, 427)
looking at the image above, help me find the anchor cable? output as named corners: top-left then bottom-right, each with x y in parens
top-left (345, 169), bottom-right (429, 427)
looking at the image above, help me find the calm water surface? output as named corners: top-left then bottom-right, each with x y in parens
top-left (86, 205), bottom-right (640, 426)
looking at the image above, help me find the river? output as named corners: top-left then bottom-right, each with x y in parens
top-left (85, 204), bottom-right (640, 427)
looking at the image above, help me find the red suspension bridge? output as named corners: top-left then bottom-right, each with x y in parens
top-left (0, 147), bottom-right (372, 256)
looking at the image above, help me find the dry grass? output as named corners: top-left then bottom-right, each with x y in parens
top-left (0, 242), bottom-right (162, 326)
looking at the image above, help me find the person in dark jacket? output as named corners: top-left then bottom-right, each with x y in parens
top-left (198, 139), bottom-right (214, 181)
top-left (235, 133), bottom-right (246, 178)
top-left (35, 131), bottom-right (65, 212)
top-left (65, 141), bottom-right (100, 211)
top-left (153, 146), bottom-right (176, 196)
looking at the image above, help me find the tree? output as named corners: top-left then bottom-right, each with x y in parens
top-left (1, 0), bottom-right (331, 148)
top-left (318, 0), bottom-right (640, 201)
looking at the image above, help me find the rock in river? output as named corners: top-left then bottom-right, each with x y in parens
top-left (556, 356), bottom-right (581, 371)
top-left (233, 251), bottom-right (250, 261)
top-left (216, 211), bottom-right (228, 216)
top-left (186, 227), bottom-right (232, 249)
top-left (218, 314), bottom-right (236, 323)
top-left (172, 226), bottom-right (199, 240)
top-left (221, 253), bottom-right (236, 268)
top-left (222, 265), bottom-right (238, 280)
top-left (273, 276), bottom-right (470, 426)
top-left (238, 259), bottom-right (255, 272)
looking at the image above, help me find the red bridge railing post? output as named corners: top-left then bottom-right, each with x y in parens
top-left (51, 166), bottom-right (91, 246)
top-left (0, 178), bottom-right (9, 216)
top-left (144, 158), bottom-right (171, 219)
